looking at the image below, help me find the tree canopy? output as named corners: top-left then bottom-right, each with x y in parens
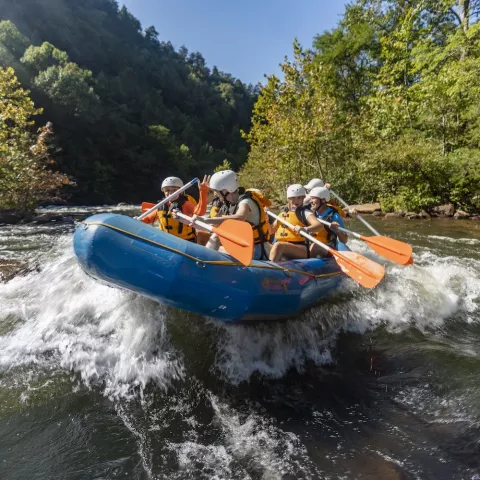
top-left (0, 67), bottom-right (71, 211)
top-left (241, 0), bottom-right (480, 212)
top-left (0, 0), bottom-right (257, 204)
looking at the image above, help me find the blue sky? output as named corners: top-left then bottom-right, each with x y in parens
top-left (120, 0), bottom-right (349, 85)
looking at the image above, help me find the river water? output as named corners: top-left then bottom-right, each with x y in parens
top-left (0, 206), bottom-right (479, 479)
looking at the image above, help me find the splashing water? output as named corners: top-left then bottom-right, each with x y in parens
top-left (1, 224), bottom-right (479, 392)
top-left (0, 235), bottom-right (184, 401)
top-left (1, 212), bottom-right (480, 479)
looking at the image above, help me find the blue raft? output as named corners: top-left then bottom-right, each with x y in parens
top-left (73, 214), bottom-right (348, 322)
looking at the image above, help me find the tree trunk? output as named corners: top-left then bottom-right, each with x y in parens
top-left (459, 0), bottom-right (470, 33)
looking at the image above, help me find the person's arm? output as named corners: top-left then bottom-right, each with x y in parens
top-left (305, 212), bottom-right (323, 233)
top-left (193, 175), bottom-right (211, 216)
top-left (140, 210), bottom-right (157, 224)
top-left (203, 202), bottom-right (251, 225)
top-left (291, 210), bottom-right (322, 233)
top-left (175, 200), bottom-right (210, 232)
top-left (182, 201), bottom-right (196, 216)
top-left (270, 219), bottom-right (278, 233)
top-left (329, 213), bottom-right (348, 243)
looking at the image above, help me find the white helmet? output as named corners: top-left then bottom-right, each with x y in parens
top-left (309, 186), bottom-right (330, 202)
top-left (210, 170), bottom-right (239, 193)
top-left (161, 177), bottom-right (183, 189)
top-left (304, 178), bottom-right (324, 191)
top-left (286, 184), bottom-right (306, 198)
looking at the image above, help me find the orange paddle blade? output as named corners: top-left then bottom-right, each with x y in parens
top-left (360, 235), bottom-right (413, 265)
top-left (212, 219), bottom-right (254, 266)
top-left (141, 202), bottom-right (155, 213)
top-left (332, 250), bottom-right (385, 289)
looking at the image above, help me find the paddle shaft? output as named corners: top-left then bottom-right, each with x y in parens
top-left (137, 178), bottom-right (198, 221)
top-left (315, 217), bottom-right (361, 239)
top-left (175, 211), bottom-right (213, 233)
top-left (329, 189), bottom-right (381, 236)
top-left (316, 210), bottom-right (413, 265)
top-left (267, 209), bottom-right (386, 287)
top-left (175, 212), bottom-right (249, 247)
top-left (266, 210), bottom-right (331, 255)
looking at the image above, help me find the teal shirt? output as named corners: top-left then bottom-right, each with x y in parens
top-left (315, 207), bottom-right (345, 228)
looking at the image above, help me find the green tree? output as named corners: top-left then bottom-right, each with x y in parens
top-left (0, 1), bottom-right (255, 204)
top-left (214, 159), bottom-right (232, 173)
top-left (21, 42), bottom-right (97, 115)
top-left (241, 41), bottom-right (349, 202)
top-left (0, 67), bottom-right (71, 212)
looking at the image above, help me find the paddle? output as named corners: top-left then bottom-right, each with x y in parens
top-left (328, 188), bottom-right (415, 265)
top-left (175, 212), bottom-right (254, 266)
top-left (267, 210), bottom-right (385, 289)
top-left (315, 217), bottom-right (412, 265)
top-left (137, 178), bottom-right (199, 221)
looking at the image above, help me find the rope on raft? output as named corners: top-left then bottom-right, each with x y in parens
top-left (82, 221), bottom-right (343, 280)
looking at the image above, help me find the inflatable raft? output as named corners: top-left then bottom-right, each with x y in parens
top-left (73, 214), bottom-right (348, 322)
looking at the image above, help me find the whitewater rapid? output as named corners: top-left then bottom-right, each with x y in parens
top-left (1, 227), bottom-right (478, 395)
top-left (1, 216), bottom-right (480, 479)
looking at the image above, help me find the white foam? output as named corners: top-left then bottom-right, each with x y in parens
top-left (212, 238), bottom-right (480, 383)
top-left (35, 204), bottom-right (139, 215)
top-left (426, 235), bottom-right (480, 246)
top-left (212, 316), bottom-right (336, 384)
top-left (170, 394), bottom-right (318, 479)
top-left (1, 222), bottom-right (479, 393)
top-left (0, 236), bottom-right (183, 400)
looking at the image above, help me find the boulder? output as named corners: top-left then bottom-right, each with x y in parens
top-left (384, 212), bottom-right (405, 219)
top-left (406, 212), bottom-right (420, 219)
top-left (0, 210), bottom-right (24, 224)
top-left (373, 211), bottom-right (385, 217)
top-left (0, 260), bottom-right (39, 282)
top-left (432, 203), bottom-right (455, 217)
top-left (347, 203), bottom-right (381, 214)
top-left (61, 215), bottom-right (76, 224)
top-left (38, 198), bottom-right (68, 207)
top-left (32, 214), bottom-right (75, 224)
top-left (419, 210), bottom-right (431, 219)
top-left (454, 210), bottom-right (470, 219)
top-left (470, 215), bottom-right (480, 221)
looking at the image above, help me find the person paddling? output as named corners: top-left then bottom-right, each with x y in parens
top-left (269, 184), bottom-right (324, 262)
top-left (141, 176), bottom-right (209, 242)
top-left (196, 190), bottom-right (224, 246)
top-left (308, 186), bottom-right (348, 256)
top-left (195, 170), bottom-right (272, 260)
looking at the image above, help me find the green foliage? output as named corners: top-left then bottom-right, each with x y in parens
top-left (0, 67), bottom-right (72, 212)
top-left (241, 41), bottom-right (350, 203)
top-left (356, 136), bottom-right (445, 211)
top-left (214, 159), bottom-right (232, 173)
top-left (241, 0), bottom-right (480, 212)
top-left (0, 2), bottom-right (256, 204)
top-left (445, 148), bottom-right (480, 211)
top-left (0, 20), bottom-right (29, 73)
top-left (22, 43), bottom-right (97, 114)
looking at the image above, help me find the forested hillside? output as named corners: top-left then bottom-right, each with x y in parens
top-left (0, 0), bottom-right (257, 204)
top-left (241, 0), bottom-right (480, 213)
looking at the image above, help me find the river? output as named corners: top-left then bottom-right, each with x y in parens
top-left (0, 206), bottom-right (479, 479)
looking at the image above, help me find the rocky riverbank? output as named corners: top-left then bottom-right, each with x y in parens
top-left (0, 210), bottom-right (75, 226)
top-left (347, 203), bottom-right (480, 220)
top-left (0, 204), bottom-right (138, 226)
